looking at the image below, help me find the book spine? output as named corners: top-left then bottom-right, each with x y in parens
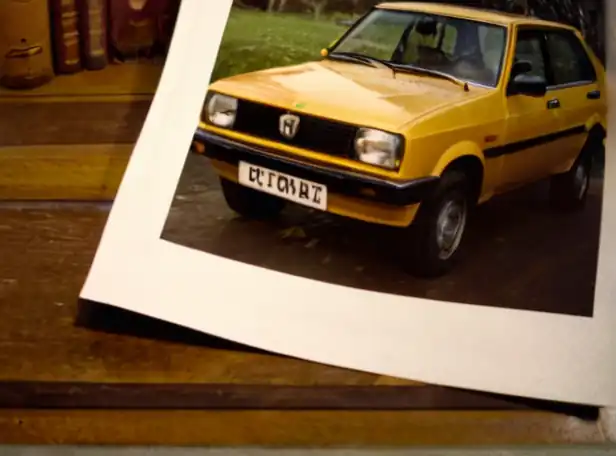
top-left (78, 0), bottom-right (109, 70)
top-left (156, 0), bottom-right (180, 53)
top-left (0, 0), bottom-right (55, 89)
top-left (49, 0), bottom-right (83, 74)
top-left (109, 0), bottom-right (157, 58)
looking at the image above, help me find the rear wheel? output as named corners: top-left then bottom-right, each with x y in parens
top-left (402, 170), bottom-right (471, 278)
top-left (549, 134), bottom-right (601, 211)
top-left (220, 178), bottom-right (286, 220)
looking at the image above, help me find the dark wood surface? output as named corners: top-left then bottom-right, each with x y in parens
top-left (0, 100), bottom-right (151, 146)
top-left (0, 380), bottom-right (599, 417)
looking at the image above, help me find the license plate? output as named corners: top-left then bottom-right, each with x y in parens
top-left (238, 161), bottom-right (327, 211)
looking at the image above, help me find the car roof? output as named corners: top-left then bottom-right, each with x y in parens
top-left (376, 2), bottom-right (576, 30)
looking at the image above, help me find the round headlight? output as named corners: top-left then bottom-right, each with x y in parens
top-left (354, 128), bottom-right (402, 170)
top-left (205, 93), bottom-right (238, 128)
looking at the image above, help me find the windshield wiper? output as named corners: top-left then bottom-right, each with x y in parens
top-left (328, 51), bottom-right (397, 76)
top-left (394, 64), bottom-right (470, 92)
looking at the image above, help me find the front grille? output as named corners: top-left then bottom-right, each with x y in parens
top-left (233, 99), bottom-right (358, 158)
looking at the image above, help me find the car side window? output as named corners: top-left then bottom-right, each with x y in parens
top-left (440, 23), bottom-right (457, 55)
top-left (545, 30), bottom-right (596, 85)
top-left (512, 30), bottom-right (546, 80)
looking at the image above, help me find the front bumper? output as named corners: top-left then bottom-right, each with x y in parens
top-left (192, 129), bottom-right (439, 207)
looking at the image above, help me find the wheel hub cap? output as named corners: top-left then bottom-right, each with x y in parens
top-left (436, 199), bottom-right (467, 260)
top-left (574, 162), bottom-right (589, 200)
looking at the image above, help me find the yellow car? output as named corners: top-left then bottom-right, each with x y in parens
top-left (192, 2), bottom-right (607, 277)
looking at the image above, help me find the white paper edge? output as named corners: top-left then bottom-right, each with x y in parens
top-left (80, 0), bottom-right (616, 407)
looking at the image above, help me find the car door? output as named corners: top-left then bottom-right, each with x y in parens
top-left (499, 27), bottom-right (564, 190)
top-left (542, 28), bottom-right (604, 174)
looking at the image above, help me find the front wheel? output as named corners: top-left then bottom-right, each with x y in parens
top-left (220, 178), bottom-right (286, 220)
top-left (402, 170), bottom-right (471, 278)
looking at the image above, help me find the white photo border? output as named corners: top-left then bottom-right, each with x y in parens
top-left (80, 0), bottom-right (616, 407)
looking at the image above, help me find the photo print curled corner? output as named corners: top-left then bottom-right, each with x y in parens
top-left (80, 0), bottom-right (616, 408)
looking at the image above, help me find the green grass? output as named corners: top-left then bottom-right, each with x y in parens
top-left (211, 9), bottom-right (346, 81)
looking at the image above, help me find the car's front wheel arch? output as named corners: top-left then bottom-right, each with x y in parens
top-left (440, 155), bottom-right (484, 206)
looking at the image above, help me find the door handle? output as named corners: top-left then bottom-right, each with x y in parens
top-left (547, 98), bottom-right (560, 109)
top-left (587, 90), bottom-right (601, 100)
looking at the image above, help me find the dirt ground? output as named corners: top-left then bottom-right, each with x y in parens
top-left (162, 154), bottom-right (603, 317)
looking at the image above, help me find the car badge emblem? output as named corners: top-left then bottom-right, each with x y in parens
top-left (279, 113), bottom-right (301, 139)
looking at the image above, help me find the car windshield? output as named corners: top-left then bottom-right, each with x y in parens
top-left (328, 8), bottom-right (508, 88)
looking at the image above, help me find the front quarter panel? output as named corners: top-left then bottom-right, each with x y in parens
top-left (432, 140), bottom-right (486, 176)
top-left (399, 92), bottom-right (506, 199)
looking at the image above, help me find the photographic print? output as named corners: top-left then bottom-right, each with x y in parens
top-left (79, 0), bottom-right (616, 407)
top-left (162, 0), bottom-right (606, 317)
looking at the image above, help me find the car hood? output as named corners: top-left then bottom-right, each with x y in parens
top-left (209, 60), bottom-right (488, 131)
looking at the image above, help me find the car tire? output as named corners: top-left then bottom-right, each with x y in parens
top-left (220, 178), bottom-right (286, 219)
top-left (549, 134), bottom-right (601, 211)
top-left (403, 170), bottom-right (471, 278)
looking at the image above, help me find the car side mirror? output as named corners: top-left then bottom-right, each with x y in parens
top-left (511, 60), bottom-right (532, 78)
top-left (507, 60), bottom-right (547, 97)
top-left (509, 73), bottom-right (548, 97)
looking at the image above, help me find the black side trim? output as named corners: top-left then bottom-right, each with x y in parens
top-left (193, 129), bottom-right (440, 207)
top-left (484, 125), bottom-right (587, 159)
